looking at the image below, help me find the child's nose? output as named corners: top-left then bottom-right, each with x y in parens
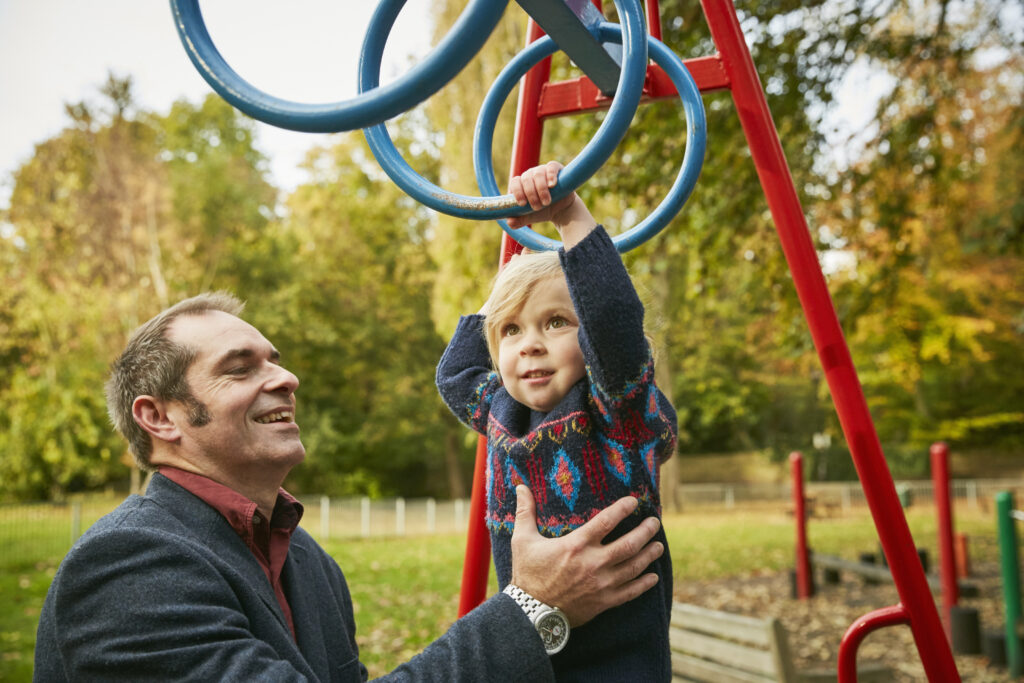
top-left (519, 331), bottom-right (545, 355)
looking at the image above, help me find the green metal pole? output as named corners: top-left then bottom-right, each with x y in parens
top-left (996, 491), bottom-right (1022, 677)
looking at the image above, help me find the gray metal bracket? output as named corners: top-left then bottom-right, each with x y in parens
top-left (513, 0), bottom-right (625, 95)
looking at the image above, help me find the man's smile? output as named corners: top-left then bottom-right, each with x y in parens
top-left (253, 409), bottom-right (295, 424)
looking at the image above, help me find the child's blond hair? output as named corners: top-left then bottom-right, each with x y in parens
top-left (482, 249), bottom-right (660, 375)
top-left (483, 251), bottom-right (564, 372)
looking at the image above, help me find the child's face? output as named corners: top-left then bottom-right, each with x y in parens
top-left (497, 276), bottom-right (585, 412)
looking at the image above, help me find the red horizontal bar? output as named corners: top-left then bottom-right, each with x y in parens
top-left (536, 55), bottom-right (728, 119)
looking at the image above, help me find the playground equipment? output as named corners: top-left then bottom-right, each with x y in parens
top-left (930, 441), bottom-right (984, 657)
top-left (171, 1), bottom-right (963, 679)
top-left (171, 0), bottom-right (508, 132)
top-left (794, 449), bottom-right (979, 579)
top-left (790, 452), bottom-right (814, 600)
top-left (996, 491), bottom-right (1023, 677)
top-left (469, 23), bottom-right (706, 251)
top-left (795, 444), bottom-right (986, 657)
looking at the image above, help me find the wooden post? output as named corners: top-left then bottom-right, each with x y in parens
top-left (396, 497), bottom-right (405, 536)
top-left (70, 501), bottom-right (83, 546)
top-left (320, 495), bottom-right (330, 541)
top-left (361, 497), bottom-right (371, 538)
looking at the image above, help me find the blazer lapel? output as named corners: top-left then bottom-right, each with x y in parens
top-left (146, 474), bottom-right (293, 635)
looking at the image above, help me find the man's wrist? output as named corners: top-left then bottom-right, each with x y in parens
top-left (503, 584), bottom-right (570, 655)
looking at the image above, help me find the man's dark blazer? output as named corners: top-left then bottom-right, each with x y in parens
top-left (34, 473), bottom-right (553, 681)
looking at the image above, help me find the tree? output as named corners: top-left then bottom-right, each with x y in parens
top-left (816, 0), bottom-right (1024, 470)
top-left (0, 77), bottom-right (280, 500)
top-left (262, 133), bottom-right (455, 497)
top-left (423, 3), bottom-right (531, 497)
top-left (1, 75), bottom-right (170, 498)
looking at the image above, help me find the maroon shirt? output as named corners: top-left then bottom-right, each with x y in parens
top-left (159, 467), bottom-right (303, 639)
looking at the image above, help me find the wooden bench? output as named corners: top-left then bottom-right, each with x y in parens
top-left (670, 602), bottom-right (890, 682)
top-left (785, 495), bottom-right (843, 519)
top-left (809, 552), bottom-right (979, 595)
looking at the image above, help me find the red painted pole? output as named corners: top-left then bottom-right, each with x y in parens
top-left (839, 605), bottom-right (911, 680)
top-left (954, 533), bottom-right (970, 579)
top-left (791, 452), bottom-right (812, 600)
top-left (458, 437), bottom-right (492, 616)
top-left (698, 1), bottom-right (959, 679)
top-left (645, 0), bottom-right (663, 41)
top-left (931, 441), bottom-right (959, 638)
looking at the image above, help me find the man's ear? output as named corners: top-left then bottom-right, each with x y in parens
top-left (132, 396), bottom-right (181, 445)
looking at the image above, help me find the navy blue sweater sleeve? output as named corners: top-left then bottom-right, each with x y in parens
top-left (435, 314), bottom-right (500, 434)
top-left (560, 226), bottom-right (647, 397)
top-left (560, 226), bottom-right (677, 461)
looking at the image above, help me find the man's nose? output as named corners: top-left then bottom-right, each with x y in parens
top-left (266, 364), bottom-right (300, 394)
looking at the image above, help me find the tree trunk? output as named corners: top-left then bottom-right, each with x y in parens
top-left (443, 428), bottom-right (468, 499)
top-left (656, 360), bottom-right (680, 513)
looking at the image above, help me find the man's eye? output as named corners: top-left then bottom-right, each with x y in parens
top-left (502, 324), bottom-right (520, 337)
top-left (227, 366), bottom-right (249, 375)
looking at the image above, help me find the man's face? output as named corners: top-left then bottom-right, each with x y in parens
top-left (163, 311), bottom-right (305, 479)
top-left (497, 276), bottom-right (585, 412)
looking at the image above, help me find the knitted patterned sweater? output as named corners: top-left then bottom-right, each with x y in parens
top-left (436, 226), bottom-right (677, 578)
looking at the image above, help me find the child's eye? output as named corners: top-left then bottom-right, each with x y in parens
top-left (548, 317), bottom-right (568, 329)
top-left (502, 323), bottom-right (520, 337)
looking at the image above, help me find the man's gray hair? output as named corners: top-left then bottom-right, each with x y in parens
top-left (105, 291), bottom-right (244, 468)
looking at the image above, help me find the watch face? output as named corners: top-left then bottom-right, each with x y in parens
top-left (536, 612), bottom-right (569, 653)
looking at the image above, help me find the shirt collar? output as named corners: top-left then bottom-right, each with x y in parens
top-left (158, 466), bottom-right (303, 536)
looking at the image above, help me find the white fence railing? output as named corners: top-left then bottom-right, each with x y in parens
top-left (6, 479), bottom-right (1023, 565)
top-left (304, 496), bottom-right (469, 541)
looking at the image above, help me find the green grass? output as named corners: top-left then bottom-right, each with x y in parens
top-left (0, 503), bottom-right (81, 681)
top-left (0, 504), bottom-right (1005, 680)
top-left (664, 505), bottom-right (999, 580)
top-left (1, 562), bottom-right (56, 681)
top-left (322, 534), bottom-right (498, 677)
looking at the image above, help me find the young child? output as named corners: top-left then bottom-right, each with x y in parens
top-left (436, 162), bottom-right (677, 681)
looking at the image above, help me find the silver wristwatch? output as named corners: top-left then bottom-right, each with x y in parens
top-left (503, 584), bottom-right (570, 655)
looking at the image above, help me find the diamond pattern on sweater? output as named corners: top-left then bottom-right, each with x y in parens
top-left (548, 449), bottom-right (581, 511)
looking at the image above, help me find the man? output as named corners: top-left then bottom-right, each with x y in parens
top-left (35, 292), bottom-right (665, 681)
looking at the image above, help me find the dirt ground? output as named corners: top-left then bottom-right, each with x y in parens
top-left (674, 560), bottom-right (1017, 682)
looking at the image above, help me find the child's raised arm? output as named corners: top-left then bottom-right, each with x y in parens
top-left (506, 161), bottom-right (597, 250)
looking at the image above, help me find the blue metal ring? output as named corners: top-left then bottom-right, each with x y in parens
top-left (169, 0), bottom-right (508, 133)
top-left (360, 0), bottom-right (648, 219)
top-left (476, 27), bottom-right (707, 252)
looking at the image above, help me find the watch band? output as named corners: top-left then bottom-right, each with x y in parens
top-left (502, 584), bottom-right (548, 618)
top-left (501, 581), bottom-right (569, 655)
top-left (503, 583), bottom-right (571, 656)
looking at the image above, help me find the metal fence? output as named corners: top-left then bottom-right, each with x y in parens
top-left (4, 479), bottom-right (1022, 567)
top-left (0, 495), bottom-right (471, 568)
top-left (304, 496), bottom-right (470, 541)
